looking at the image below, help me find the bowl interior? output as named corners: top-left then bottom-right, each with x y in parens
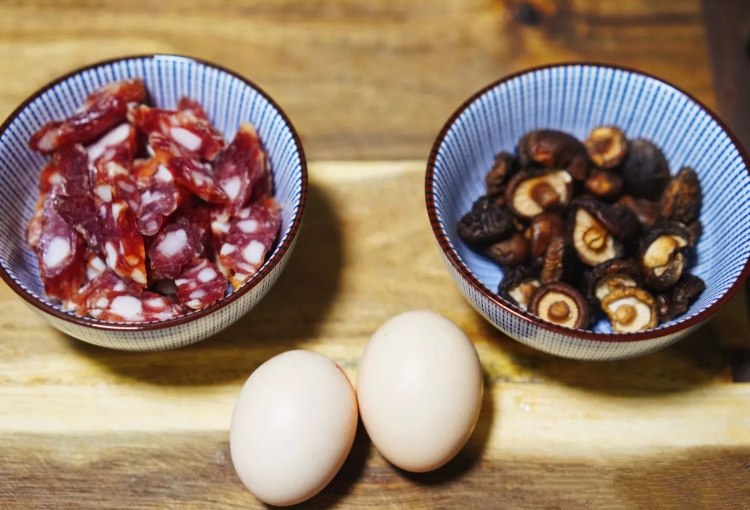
top-left (0, 55), bottom-right (304, 324)
top-left (431, 64), bottom-right (750, 334)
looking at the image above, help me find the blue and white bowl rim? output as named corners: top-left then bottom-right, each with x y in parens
top-left (425, 62), bottom-right (750, 343)
top-left (0, 54), bottom-right (308, 332)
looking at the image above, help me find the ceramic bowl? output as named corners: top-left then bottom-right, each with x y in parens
top-left (426, 63), bottom-right (750, 360)
top-left (0, 55), bottom-right (307, 350)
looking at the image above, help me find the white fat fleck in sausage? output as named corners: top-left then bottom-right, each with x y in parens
top-left (242, 240), bottom-right (265, 266)
top-left (105, 241), bottom-right (118, 269)
top-left (236, 219), bottom-right (259, 234)
top-left (109, 295), bottom-right (144, 320)
top-left (221, 176), bottom-right (242, 201)
top-left (197, 266), bottom-right (217, 283)
top-left (96, 184), bottom-right (113, 203)
top-left (157, 229), bottom-right (188, 257)
top-left (42, 236), bottom-right (72, 269)
top-left (154, 165), bottom-right (174, 183)
top-left (220, 243), bottom-right (237, 255)
top-left (190, 289), bottom-right (207, 299)
top-left (170, 127), bottom-right (202, 152)
top-left (111, 201), bottom-right (126, 222)
top-left (131, 268), bottom-right (147, 285)
top-left (87, 123), bottom-right (131, 163)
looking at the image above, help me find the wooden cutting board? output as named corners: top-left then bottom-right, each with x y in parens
top-left (1, 0), bottom-right (749, 508)
top-left (1, 162), bottom-right (749, 509)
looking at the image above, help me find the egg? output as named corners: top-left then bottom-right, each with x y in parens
top-left (230, 350), bottom-right (358, 506)
top-left (356, 310), bottom-right (483, 472)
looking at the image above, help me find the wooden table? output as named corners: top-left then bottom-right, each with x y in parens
top-left (1, 1), bottom-right (749, 508)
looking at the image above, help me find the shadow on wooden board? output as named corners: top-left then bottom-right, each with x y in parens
top-left (476, 314), bottom-right (728, 394)
top-left (67, 182), bottom-right (345, 386)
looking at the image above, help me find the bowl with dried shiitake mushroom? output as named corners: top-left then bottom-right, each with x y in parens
top-left (426, 63), bottom-right (750, 360)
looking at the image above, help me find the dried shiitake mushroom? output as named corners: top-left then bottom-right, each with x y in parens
top-left (585, 169), bottom-right (623, 201)
top-left (499, 266), bottom-right (541, 311)
top-left (617, 195), bottom-right (660, 229)
top-left (640, 222), bottom-right (691, 290)
top-left (505, 170), bottom-right (573, 219)
top-left (584, 126), bottom-right (628, 169)
top-left (486, 232), bottom-right (529, 267)
top-left (485, 152), bottom-right (516, 195)
top-left (525, 212), bottom-right (566, 259)
top-left (458, 127), bottom-right (704, 333)
top-left (656, 274), bottom-right (706, 322)
top-left (457, 196), bottom-right (516, 247)
top-left (518, 129), bottom-right (587, 169)
top-left (621, 139), bottom-right (671, 200)
top-left (660, 167), bottom-right (701, 223)
top-left (570, 199), bottom-right (622, 266)
top-left (601, 287), bottom-right (657, 333)
top-left (583, 258), bottom-right (640, 306)
top-left (540, 236), bottom-right (565, 283)
top-left (529, 282), bottom-right (589, 329)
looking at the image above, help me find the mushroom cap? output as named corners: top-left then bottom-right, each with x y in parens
top-left (660, 166), bottom-right (701, 224)
top-left (601, 286), bottom-right (657, 333)
top-left (529, 281), bottom-right (590, 329)
top-left (621, 139), bottom-right (670, 200)
top-left (498, 266), bottom-right (541, 311)
top-left (640, 223), bottom-right (691, 290)
top-left (584, 126), bottom-right (628, 169)
top-left (583, 258), bottom-right (641, 306)
top-left (505, 170), bottom-right (573, 219)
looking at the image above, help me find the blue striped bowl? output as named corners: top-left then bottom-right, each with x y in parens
top-left (0, 55), bottom-right (307, 350)
top-left (426, 64), bottom-right (750, 360)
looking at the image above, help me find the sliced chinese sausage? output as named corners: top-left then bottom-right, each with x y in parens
top-left (213, 123), bottom-right (266, 213)
top-left (89, 289), bottom-right (181, 322)
top-left (505, 170), bottom-right (573, 219)
top-left (149, 133), bottom-right (229, 204)
top-left (29, 79), bottom-right (145, 153)
top-left (177, 97), bottom-right (210, 121)
top-left (148, 216), bottom-right (202, 280)
top-left (181, 202), bottom-right (213, 256)
top-left (27, 195), bottom-right (46, 251)
top-left (52, 145), bottom-right (103, 248)
top-left (39, 161), bottom-right (61, 194)
top-left (129, 103), bottom-right (224, 160)
top-left (217, 198), bottom-right (282, 289)
top-left (36, 186), bottom-right (86, 305)
top-left (136, 164), bottom-right (183, 237)
top-left (91, 156), bottom-right (147, 288)
top-left (86, 123), bottom-right (137, 166)
top-left (73, 269), bottom-right (131, 314)
top-left (175, 258), bottom-right (228, 310)
top-left (248, 150), bottom-right (273, 205)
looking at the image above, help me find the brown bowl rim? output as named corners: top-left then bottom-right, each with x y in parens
top-left (0, 54), bottom-right (308, 332)
top-left (425, 62), bottom-right (750, 343)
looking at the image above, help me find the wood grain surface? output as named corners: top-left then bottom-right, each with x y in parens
top-left (1, 162), bottom-right (749, 509)
top-left (0, 0), bottom-right (714, 160)
top-left (1, 0), bottom-right (749, 509)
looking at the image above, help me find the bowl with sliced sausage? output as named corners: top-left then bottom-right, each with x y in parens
top-left (0, 55), bottom-right (306, 350)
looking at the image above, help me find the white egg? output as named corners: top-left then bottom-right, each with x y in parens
top-left (230, 350), bottom-right (358, 506)
top-left (356, 310), bottom-right (483, 472)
